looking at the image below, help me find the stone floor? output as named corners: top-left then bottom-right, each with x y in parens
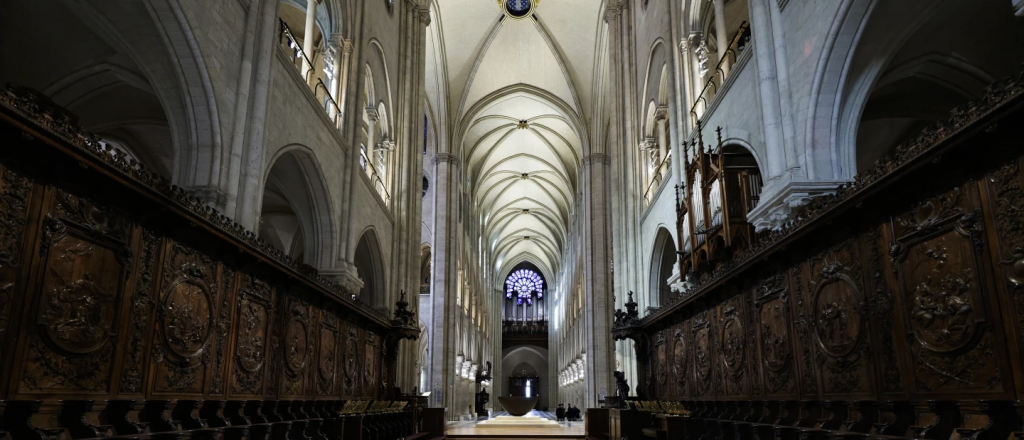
top-left (446, 411), bottom-right (586, 439)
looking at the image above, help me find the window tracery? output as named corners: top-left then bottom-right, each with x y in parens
top-left (505, 269), bottom-right (544, 305)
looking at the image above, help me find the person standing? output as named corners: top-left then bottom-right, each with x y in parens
top-left (556, 403), bottom-right (566, 421)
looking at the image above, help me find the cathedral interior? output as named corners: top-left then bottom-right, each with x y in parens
top-left (1, 0), bottom-right (1024, 439)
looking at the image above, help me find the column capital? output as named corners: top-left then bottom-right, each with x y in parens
top-left (329, 35), bottom-right (353, 54)
top-left (365, 106), bottom-right (380, 121)
top-left (654, 106), bottom-right (669, 121)
top-left (639, 138), bottom-right (657, 151)
top-left (378, 139), bottom-right (396, 151)
top-left (582, 153), bottom-right (611, 168)
top-left (431, 153), bottom-right (462, 169)
top-left (603, 1), bottom-right (625, 23)
top-left (417, 7), bottom-right (432, 26)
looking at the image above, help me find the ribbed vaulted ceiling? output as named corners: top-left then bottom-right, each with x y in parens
top-left (429, 0), bottom-right (602, 284)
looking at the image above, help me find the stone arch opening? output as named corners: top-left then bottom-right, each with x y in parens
top-left (258, 147), bottom-right (336, 268)
top-left (354, 229), bottom-right (386, 310)
top-left (650, 228), bottom-right (678, 308)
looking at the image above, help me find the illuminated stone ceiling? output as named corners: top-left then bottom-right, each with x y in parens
top-left (426, 0), bottom-right (604, 282)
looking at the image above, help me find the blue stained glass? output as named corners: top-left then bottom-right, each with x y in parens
top-left (505, 269), bottom-right (544, 305)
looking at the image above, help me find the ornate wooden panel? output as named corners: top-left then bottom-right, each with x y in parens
top-left (318, 309), bottom-right (339, 396)
top-left (890, 186), bottom-right (1009, 396)
top-left (230, 273), bottom-right (273, 396)
top-left (279, 294), bottom-right (315, 398)
top-left (149, 240), bottom-right (219, 395)
top-left (864, 226), bottom-right (904, 394)
top-left (691, 310), bottom-right (714, 397)
top-left (755, 274), bottom-right (796, 397)
top-left (791, 263), bottom-right (818, 397)
top-left (654, 331), bottom-right (668, 396)
top-left (364, 332), bottom-right (379, 398)
top-left (718, 296), bottom-right (749, 398)
top-left (119, 229), bottom-right (160, 395)
top-left (18, 188), bottom-right (133, 394)
top-left (343, 324), bottom-right (362, 396)
top-left (671, 322), bottom-right (690, 398)
top-left (0, 164), bottom-right (33, 384)
top-left (987, 157), bottom-right (1024, 396)
top-left (806, 240), bottom-right (874, 397)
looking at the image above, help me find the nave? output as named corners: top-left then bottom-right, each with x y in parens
top-left (1, 0), bottom-right (1024, 439)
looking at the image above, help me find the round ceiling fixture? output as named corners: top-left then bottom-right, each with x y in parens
top-left (499, 0), bottom-right (539, 20)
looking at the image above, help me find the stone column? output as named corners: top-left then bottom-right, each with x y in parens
top-left (582, 153), bottom-right (614, 408)
top-left (604, 0), bottom-right (641, 394)
top-left (429, 153), bottom-right (461, 414)
top-left (714, 0), bottom-right (729, 76)
top-left (226, 0), bottom-right (281, 229)
top-left (336, 0), bottom-right (369, 285)
top-left (655, 108), bottom-right (669, 167)
top-left (326, 36), bottom-right (351, 120)
top-left (748, 0), bottom-right (786, 183)
top-left (301, 0), bottom-right (319, 80)
top-left (365, 108), bottom-right (378, 175)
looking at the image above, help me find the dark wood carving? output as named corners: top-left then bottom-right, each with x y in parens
top-left (231, 274), bottom-right (273, 396)
top-left (622, 68), bottom-right (1024, 409)
top-left (0, 85), bottom-right (401, 439)
top-left (755, 274), bottom-right (796, 396)
top-left (21, 189), bottom-right (132, 393)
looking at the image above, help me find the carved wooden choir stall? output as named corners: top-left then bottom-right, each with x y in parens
top-left (604, 68), bottom-right (1024, 440)
top-left (0, 86), bottom-right (435, 440)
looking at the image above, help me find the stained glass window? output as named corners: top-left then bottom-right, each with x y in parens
top-left (505, 269), bottom-right (544, 305)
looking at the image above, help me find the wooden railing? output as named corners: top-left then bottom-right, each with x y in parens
top-left (689, 22), bottom-right (751, 126)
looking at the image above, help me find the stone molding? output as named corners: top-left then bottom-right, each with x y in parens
top-left (431, 153), bottom-right (462, 169)
top-left (582, 153), bottom-right (611, 167)
top-left (417, 7), bottom-right (432, 26)
top-left (603, 0), bottom-right (625, 23)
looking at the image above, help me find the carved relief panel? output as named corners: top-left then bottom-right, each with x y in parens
top-left (987, 157), bottom-right (1024, 395)
top-left (231, 274), bottom-right (273, 396)
top-left (718, 297), bottom-right (748, 398)
top-left (691, 310), bottom-right (714, 397)
top-left (279, 294), bottom-right (315, 398)
top-left (150, 240), bottom-right (218, 395)
top-left (20, 189), bottom-right (132, 393)
top-left (120, 229), bottom-right (159, 394)
top-left (0, 164), bottom-right (32, 360)
top-left (807, 240), bottom-right (874, 397)
top-left (670, 322), bottom-right (689, 398)
top-left (364, 332), bottom-right (379, 398)
top-left (755, 274), bottom-right (797, 397)
top-left (891, 186), bottom-right (1008, 395)
top-left (343, 324), bottom-right (361, 396)
top-left (318, 309), bottom-right (338, 396)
